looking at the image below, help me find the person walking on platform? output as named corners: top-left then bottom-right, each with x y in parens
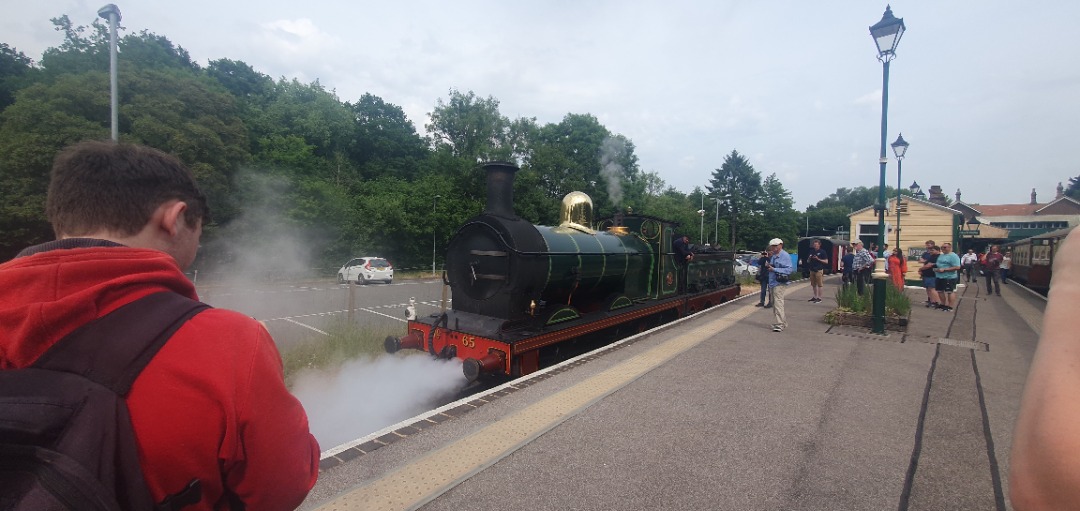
top-left (1010, 227), bottom-right (1080, 510)
top-left (764, 238), bottom-right (793, 332)
top-left (888, 246), bottom-right (908, 290)
top-left (933, 242), bottom-right (962, 311)
top-left (961, 248), bottom-right (979, 283)
top-left (850, 241), bottom-right (874, 295)
top-left (806, 238), bottom-right (829, 303)
top-left (983, 244), bottom-right (1004, 296)
top-left (755, 250), bottom-right (772, 307)
top-left (1001, 250), bottom-right (1012, 284)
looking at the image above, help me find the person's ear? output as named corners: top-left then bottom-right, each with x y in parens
top-left (159, 200), bottom-right (188, 237)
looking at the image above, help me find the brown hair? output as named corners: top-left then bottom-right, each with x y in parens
top-left (46, 140), bottom-right (209, 237)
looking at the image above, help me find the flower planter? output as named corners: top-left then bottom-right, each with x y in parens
top-left (825, 310), bottom-right (908, 331)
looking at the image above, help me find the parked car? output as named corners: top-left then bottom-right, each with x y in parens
top-left (338, 257), bottom-right (394, 284)
top-left (734, 259), bottom-right (759, 276)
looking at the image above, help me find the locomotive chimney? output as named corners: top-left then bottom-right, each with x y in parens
top-left (483, 161), bottom-right (519, 219)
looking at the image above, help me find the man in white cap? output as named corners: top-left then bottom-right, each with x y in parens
top-left (764, 238), bottom-right (793, 332)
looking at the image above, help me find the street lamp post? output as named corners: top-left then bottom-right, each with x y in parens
top-left (432, 195), bottom-right (441, 276)
top-left (698, 191), bottom-right (705, 245)
top-left (98, 4), bottom-right (122, 141)
top-left (869, 5), bottom-right (906, 334)
top-left (910, 181), bottom-right (925, 200)
top-left (891, 133), bottom-right (909, 250)
top-left (714, 198), bottom-right (721, 248)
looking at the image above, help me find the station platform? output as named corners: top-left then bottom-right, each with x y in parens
top-left (300, 276), bottom-right (1045, 511)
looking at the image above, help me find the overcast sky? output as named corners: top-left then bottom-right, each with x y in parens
top-left (4, 1), bottom-right (1078, 210)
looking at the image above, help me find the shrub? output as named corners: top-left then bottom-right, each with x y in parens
top-left (834, 282), bottom-right (910, 317)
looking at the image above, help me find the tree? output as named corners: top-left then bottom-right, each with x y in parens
top-left (0, 44), bottom-right (36, 110)
top-left (347, 93), bottom-right (427, 181)
top-left (757, 174), bottom-right (799, 249)
top-left (707, 150), bottom-right (762, 248)
top-left (426, 89), bottom-right (509, 162)
top-left (38, 15), bottom-right (110, 76)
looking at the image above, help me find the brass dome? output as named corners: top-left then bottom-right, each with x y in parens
top-left (559, 191), bottom-right (595, 234)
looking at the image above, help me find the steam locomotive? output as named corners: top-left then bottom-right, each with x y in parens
top-left (385, 162), bottom-right (741, 381)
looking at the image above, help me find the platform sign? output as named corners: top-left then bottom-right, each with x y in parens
top-left (959, 230), bottom-right (980, 236)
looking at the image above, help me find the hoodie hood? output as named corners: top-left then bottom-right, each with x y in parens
top-left (0, 241), bottom-right (197, 369)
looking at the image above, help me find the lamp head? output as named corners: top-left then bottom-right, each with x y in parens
top-left (870, 5), bottom-right (905, 61)
top-left (891, 133), bottom-right (909, 159)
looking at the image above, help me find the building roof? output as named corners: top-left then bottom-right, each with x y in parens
top-left (970, 203), bottom-right (1042, 216)
top-left (1035, 195), bottom-right (1080, 214)
top-left (848, 195), bottom-right (962, 217)
top-left (976, 214), bottom-right (1079, 224)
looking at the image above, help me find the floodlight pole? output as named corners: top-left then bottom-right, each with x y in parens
top-left (98, 4), bottom-right (121, 141)
top-left (432, 195), bottom-right (441, 276)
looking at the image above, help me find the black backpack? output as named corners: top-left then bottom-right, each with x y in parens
top-left (0, 292), bottom-right (209, 511)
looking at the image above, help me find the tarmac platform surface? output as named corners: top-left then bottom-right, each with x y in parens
top-left (301, 275), bottom-right (1044, 511)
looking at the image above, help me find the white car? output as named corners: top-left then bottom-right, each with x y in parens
top-left (734, 259), bottom-right (759, 276)
top-left (338, 257), bottom-right (394, 284)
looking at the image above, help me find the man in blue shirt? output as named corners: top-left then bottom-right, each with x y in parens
top-left (765, 238), bottom-right (793, 332)
top-left (933, 242), bottom-right (962, 312)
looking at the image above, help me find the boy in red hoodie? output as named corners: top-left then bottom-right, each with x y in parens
top-left (0, 141), bottom-right (319, 510)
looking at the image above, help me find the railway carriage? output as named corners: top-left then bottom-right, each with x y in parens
top-left (1004, 226), bottom-right (1074, 294)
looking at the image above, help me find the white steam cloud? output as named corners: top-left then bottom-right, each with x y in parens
top-left (292, 354), bottom-right (466, 450)
top-left (599, 137), bottom-right (625, 206)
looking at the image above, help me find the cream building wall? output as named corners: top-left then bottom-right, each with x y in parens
top-left (849, 197), bottom-right (960, 283)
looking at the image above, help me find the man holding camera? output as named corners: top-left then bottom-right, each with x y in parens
top-left (766, 238), bottom-right (793, 332)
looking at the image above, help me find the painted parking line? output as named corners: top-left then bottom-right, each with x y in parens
top-left (314, 299), bottom-right (763, 511)
top-left (285, 318), bottom-right (329, 336)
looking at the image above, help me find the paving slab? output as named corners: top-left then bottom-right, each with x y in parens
top-left (300, 276), bottom-right (1043, 511)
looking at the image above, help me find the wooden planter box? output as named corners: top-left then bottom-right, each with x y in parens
top-left (826, 310), bottom-right (909, 331)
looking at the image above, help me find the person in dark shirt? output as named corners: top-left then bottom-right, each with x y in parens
top-left (672, 234), bottom-right (694, 293)
top-left (841, 251), bottom-right (855, 286)
top-left (806, 239), bottom-right (829, 303)
top-left (756, 251), bottom-right (772, 307)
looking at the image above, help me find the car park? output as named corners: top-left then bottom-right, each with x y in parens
top-left (338, 257), bottom-right (394, 284)
top-left (734, 259), bottom-right (759, 276)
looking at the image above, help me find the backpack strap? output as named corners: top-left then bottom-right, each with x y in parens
top-left (32, 291), bottom-right (211, 395)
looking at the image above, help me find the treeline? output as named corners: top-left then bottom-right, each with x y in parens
top-left (1, 14), bottom-right (888, 273)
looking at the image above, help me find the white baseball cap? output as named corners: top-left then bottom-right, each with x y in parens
top-left (769, 238), bottom-right (783, 246)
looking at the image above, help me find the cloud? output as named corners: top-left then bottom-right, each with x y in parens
top-left (854, 89), bottom-right (881, 106)
top-left (257, 18), bottom-right (340, 58)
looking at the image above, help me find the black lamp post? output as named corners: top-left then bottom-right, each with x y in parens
top-left (891, 133), bottom-right (909, 250)
top-left (869, 5), bottom-right (906, 334)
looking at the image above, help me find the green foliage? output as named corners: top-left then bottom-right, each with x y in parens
top-left (1067, 175), bottom-right (1080, 200)
top-left (833, 282), bottom-right (911, 317)
top-left (708, 150), bottom-right (762, 249)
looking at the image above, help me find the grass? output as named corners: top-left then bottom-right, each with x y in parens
top-left (280, 318), bottom-right (401, 387)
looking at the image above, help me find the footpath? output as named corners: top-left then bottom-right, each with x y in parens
top-left (302, 276), bottom-right (1044, 511)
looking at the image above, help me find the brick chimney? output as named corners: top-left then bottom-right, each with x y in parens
top-left (1030, 188), bottom-right (1037, 205)
top-left (928, 185), bottom-right (947, 206)
top-left (955, 188), bottom-right (962, 203)
top-left (1057, 182), bottom-right (1065, 200)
